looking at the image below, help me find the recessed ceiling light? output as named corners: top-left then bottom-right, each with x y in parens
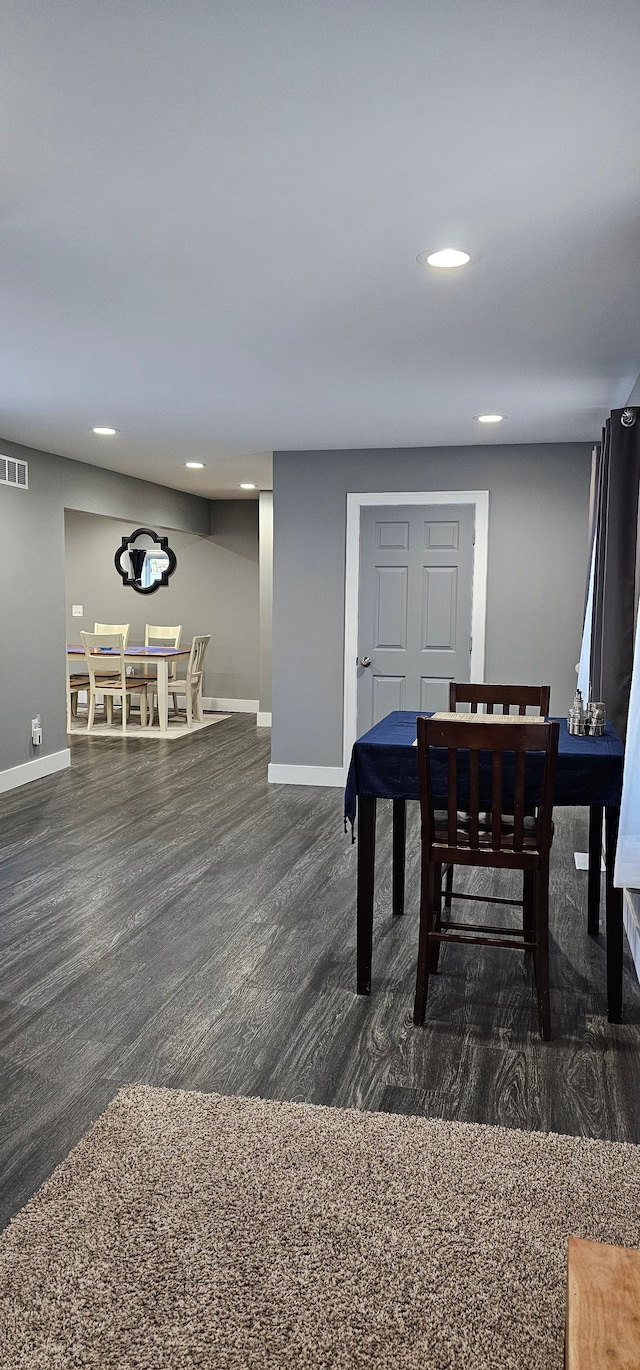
top-left (240, 482), bottom-right (256, 489)
top-left (92, 426), bottom-right (118, 435)
top-left (476, 414), bottom-right (504, 423)
top-left (185, 461), bottom-right (205, 468)
top-left (418, 248), bottom-right (471, 269)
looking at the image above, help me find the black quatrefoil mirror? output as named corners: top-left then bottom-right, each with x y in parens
top-left (114, 528), bottom-right (177, 595)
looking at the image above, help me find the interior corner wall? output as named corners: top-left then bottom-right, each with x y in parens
top-left (258, 492), bottom-right (273, 716)
top-left (0, 436), bottom-right (212, 780)
top-left (271, 443), bottom-right (593, 770)
top-left (64, 503), bottom-right (259, 703)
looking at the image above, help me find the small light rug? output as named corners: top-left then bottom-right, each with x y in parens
top-left (1, 1086), bottom-right (639, 1368)
top-left (69, 711), bottom-right (230, 741)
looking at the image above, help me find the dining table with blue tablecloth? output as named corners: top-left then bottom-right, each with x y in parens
top-left (344, 710), bottom-right (625, 1021)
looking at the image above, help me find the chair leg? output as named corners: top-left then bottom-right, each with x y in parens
top-left (414, 861), bottom-right (437, 1026)
top-left (431, 863), bottom-right (443, 972)
top-left (172, 693), bottom-right (180, 717)
top-left (532, 861), bottom-right (551, 1040)
top-left (523, 871), bottom-right (534, 954)
top-left (444, 862), bottom-right (454, 912)
top-left (105, 694), bottom-right (113, 726)
top-left (87, 687), bottom-right (96, 731)
top-left (186, 687), bottom-right (193, 728)
top-left (140, 689), bottom-right (147, 727)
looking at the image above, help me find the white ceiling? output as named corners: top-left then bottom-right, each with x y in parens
top-left (1, 0), bottom-right (640, 498)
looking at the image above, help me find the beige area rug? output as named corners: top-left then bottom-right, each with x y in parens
top-left (69, 711), bottom-right (230, 741)
top-left (1, 1088), bottom-right (640, 1369)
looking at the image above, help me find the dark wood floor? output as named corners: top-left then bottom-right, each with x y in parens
top-left (1, 714), bottom-right (639, 1230)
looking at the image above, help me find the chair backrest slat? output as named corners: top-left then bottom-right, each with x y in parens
top-left (469, 749), bottom-right (480, 848)
top-left (513, 752), bottom-right (526, 851)
top-left (449, 682), bottom-right (550, 717)
top-left (447, 748), bottom-right (457, 846)
top-left (491, 750), bottom-right (503, 850)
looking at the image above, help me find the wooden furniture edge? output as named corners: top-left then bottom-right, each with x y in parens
top-left (565, 1234), bottom-right (640, 1369)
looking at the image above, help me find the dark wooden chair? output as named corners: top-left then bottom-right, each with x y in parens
top-left (444, 683), bottom-right (551, 908)
top-left (414, 715), bottom-right (559, 1039)
top-left (448, 682), bottom-right (551, 716)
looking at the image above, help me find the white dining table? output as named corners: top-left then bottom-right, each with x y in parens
top-left (67, 644), bottom-right (191, 735)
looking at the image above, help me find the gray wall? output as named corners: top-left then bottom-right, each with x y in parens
top-left (64, 503), bottom-right (259, 702)
top-left (272, 443), bottom-right (593, 768)
top-left (0, 434), bottom-right (247, 775)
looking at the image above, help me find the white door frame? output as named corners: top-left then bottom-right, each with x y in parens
top-left (343, 490), bottom-right (489, 769)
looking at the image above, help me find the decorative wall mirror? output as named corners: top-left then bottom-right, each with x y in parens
top-left (114, 527), bottom-right (177, 594)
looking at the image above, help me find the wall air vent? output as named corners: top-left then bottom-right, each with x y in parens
top-left (0, 455), bottom-right (28, 489)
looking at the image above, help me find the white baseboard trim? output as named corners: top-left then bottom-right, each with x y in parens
top-left (268, 763), bottom-right (346, 787)
top-left (257, 711), bottom-right (272, 728)
top-left (623, 889), bottom-right (640, 984)
top-left (202, 697), bottom-right (259, 714)
top-left (0, 747), bottom-right (71, 795)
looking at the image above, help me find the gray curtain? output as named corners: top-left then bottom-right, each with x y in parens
top-left (589, 408), bottom-right (640, 739)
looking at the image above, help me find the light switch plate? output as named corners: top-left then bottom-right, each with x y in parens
top-left (72, 604), bottom-right (83, 617)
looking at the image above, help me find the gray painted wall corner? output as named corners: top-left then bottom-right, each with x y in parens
top-left (0, 434), bottom-right (252, 777)
top-left (271, 443), bottom-right (593, 770)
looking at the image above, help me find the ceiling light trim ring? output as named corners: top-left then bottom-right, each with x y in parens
top-left (417, 248), bottom-right (475, 270)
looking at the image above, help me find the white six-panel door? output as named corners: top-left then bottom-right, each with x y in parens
top-left (357, 503), bottom-right (476, 734)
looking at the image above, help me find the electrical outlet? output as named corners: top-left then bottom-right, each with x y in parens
top-left (72, 604), bottom-right (83, 617)
top-left (31, 716), bottom-right (42, 746)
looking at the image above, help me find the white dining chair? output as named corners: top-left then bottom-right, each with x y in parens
top-left (94, 622), bottom-right (131, 644)
top-left (81, 631), bottom-right (150, 733)
top-left (144, 624), bottom-right (182, 716)
top-left (66, 655), bottom-right (90, 732)
top-left (92, 621), bottom-right (138, 715)
top-left (153, 634), bottom-right (210, 727)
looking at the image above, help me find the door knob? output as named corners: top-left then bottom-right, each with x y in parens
top-left (360, 656), bottom-right (371, 668)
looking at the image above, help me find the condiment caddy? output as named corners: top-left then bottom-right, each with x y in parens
top-left (567, 690), bottom-right (606, 737)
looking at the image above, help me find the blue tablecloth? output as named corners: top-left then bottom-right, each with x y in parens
top-left (344, 711), bottom-right (624, 837)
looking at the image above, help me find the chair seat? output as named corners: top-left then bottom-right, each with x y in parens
top-left (450, 811), bottom-right (538, 834)
top-left (434, 816), bottom-right (553, 858)
top-left (100, 678), bottom-right (149, 692)
top-left (433, 820), bottom-right (541, 852)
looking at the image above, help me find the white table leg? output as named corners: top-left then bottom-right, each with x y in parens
top-left (157, 659), bottom-right (169, 735)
